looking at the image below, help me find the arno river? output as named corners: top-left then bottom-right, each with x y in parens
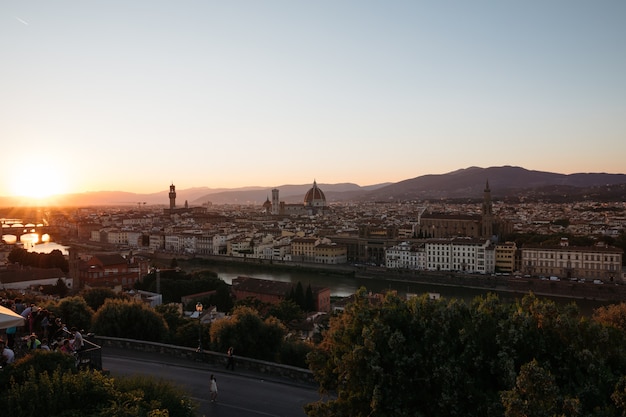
top-left (200, 261), bottom-right (612, 316)
top-left (14, 236), bottom-right (613, 316)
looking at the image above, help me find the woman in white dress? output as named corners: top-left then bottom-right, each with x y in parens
top-left (210, 374), bottom-right (218, 402)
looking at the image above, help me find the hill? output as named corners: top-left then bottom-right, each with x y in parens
top-left (1, 166), bottom-right (625, 207)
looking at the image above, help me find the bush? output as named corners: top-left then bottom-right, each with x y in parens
top-left (279, 339), bottom-right (313, 368)
top-left (0, 350), bottom-right (76, 389)
top-left (91, 299), bottom-right (168, 342)
top-left (0, 352), bottom-right (196, 417)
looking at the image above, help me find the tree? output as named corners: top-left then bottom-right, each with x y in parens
top-left (305, 290), bottom-right (626, 417)
top-left (43, 296), bottom-right (94, 332)
top-left (305, 284), bottom-right (315, 312)
top-left (268, 299), bottom-right (304, 323)
top-left (54, 278), bottom-right (68, 297)
top-left (294, 281), bottom-right (305, 310)
top-left (92, 299), bottom-right (169, 342)
top-left (209, 306), bottom-right (286, 361)
top-left (593, 302), bottom-right (626, 332)
top-left (81, 287), bottom-right (130, 311)
top-left (501, 359), bottom-right (559, 417)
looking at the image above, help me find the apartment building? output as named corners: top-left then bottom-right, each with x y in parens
top-left (521, 240), bottom-right (623, 282)
top-left (314, 243), bottom-right (347, 264)
top-left (385, 241), bottom-right (422, 270)
top-left (291, 237), bottom-right (320, 262)
top-left (495, 242), bottom-right (517, 273)
top-left (424, 238), bottom-right (493, 274)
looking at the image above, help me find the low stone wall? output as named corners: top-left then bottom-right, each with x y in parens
top-left (95, 336), bottom-right (315, 385)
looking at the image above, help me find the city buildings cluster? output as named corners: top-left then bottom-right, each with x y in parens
top-left (2, 180), bottom-right (625, 290)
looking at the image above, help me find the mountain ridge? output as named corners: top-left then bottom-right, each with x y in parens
top-left (1, 166), bottom-right (625, 207)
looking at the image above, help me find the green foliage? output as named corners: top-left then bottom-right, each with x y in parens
top-left (279, 338), bottom-right (313, 368)
top-left (55, 277), bottom-right (69, 297)
top-left (108, 375), bottom-right (196, 417)
top-left (305, 289), bottom-right (626, 417)
top-left (0, 353), bottom-right (195, 417)
top-left (501, 359), bottom-right (559, 417)
top-left (3, 367), bottom-right (116, 416)
top-left (0, 350), bottom-right (76, 389)
top-left (593, 302), bottom-right (626, 332)
top-left (268, 299), bottom-right (305, 323)
top-left (91, 299), bottom-right (168, 342)
top-left (7, 247), bottom-right (69, 273)
top-left (135, 270), bottom-right (232, 310)
top-left (81, 287), bottom-right (130, 311)
top-left (43, 295), bottom-right (95, 332)
top-left (209, 306), bottom-right (286, 361)
top-left (172, 319), bottom-right (210, 349)
top-left (154, 303), bottom-right (188, 343)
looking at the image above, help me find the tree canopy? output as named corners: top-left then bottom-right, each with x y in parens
top-left (306, 289), bottom-right (626, 417)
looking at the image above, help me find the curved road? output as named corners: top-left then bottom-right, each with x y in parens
top-left (102, 348), bottom-right (324, 417)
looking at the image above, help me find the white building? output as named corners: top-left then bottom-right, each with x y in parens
top-left (425, 238), bottom-right (493, 274)
top-left (386, 242), bottom-right (422, 270)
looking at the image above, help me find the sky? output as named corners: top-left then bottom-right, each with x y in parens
top-left (1, 1), bottom-right (625, 199)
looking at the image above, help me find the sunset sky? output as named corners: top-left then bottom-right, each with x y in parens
top-left (1, 1), bottom-right (625, 199)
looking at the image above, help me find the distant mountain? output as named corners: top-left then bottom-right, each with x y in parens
top-left (1, 166), bottom-right (624, 207)
top-left (190, 183), bottom-right (390, 205)
top-left (355, 166), bottom-right (626, 202)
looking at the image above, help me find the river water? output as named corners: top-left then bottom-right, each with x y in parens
top-left (206, 263), bottom-right (612, 316)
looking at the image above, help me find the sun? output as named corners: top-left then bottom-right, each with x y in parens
top-left (10, 164), bottom-right (68, 200)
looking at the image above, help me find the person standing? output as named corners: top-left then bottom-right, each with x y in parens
top-left (0, 340), bottom-right (15, 366)
top-left (209, 374), bottom-right (218, 402)
top-left (226, 346), bottom-right (235, 370)
top-left (71, 327), bottom-right (84, 351)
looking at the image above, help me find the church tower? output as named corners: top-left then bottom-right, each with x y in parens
top-left (271, 188), bottom-right (279, 215)
top-left (481, 180), bottom-right (493, 239)
top-left (169, 183), bottom-right (176, 210)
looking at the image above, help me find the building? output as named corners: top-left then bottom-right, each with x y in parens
top-left (424, 238), bottom-right (493, 274)
top-left (79, 253), bottom-right (148, 290)
top-left (521, 239), bottom-right (623, 282)
top-left (495, 242), bottom-right (517, 273)
top-left (269, 181), bottom-right (329, 216)
top-left (314, 243), bottom-right (347, 265)
top-left (231, 276), bottom-right (331, 312)
top-left (385, 241), bottom-right (423, 270)
top-left (418, 181), bottom-right (509, 240)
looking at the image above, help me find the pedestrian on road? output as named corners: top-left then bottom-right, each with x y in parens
top-left (210, 374), bottom-right (218, 402)
top-left (226, 346), bottom-right (235, 370)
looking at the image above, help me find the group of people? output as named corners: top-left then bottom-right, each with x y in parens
top-left (1, 297), bottom-right (85, 367)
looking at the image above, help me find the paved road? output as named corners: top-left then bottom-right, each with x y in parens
top-left (102, 348), bottom-right (324, 417)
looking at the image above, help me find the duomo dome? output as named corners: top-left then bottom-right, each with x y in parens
top-left (304, 180), bottom-right (326, 207)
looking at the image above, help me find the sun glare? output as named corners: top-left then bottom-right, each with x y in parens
top-left (10, 165), bottom-right (68, 200)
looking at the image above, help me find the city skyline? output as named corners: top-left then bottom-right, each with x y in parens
top-left (2, 1), bottom-right (625, 200)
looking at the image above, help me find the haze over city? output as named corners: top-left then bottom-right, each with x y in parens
top-left (2, 1), bottom-right (625, 200)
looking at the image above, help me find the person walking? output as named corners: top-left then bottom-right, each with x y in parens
top-left (226, 346), bottom-right (235, 370)
top-left (209, 374), bottom-right (218, 403)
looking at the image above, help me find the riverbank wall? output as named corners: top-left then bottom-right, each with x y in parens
top-left (150, 253), bottom-right (626, 303)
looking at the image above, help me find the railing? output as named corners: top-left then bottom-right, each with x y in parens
top-left (77, 335), bottom-right (102, 371)
top-left (94, 336), bottom-right (315, 385)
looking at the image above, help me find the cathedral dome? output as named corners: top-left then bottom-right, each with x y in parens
top-left (304, 180), bottom-right (326, 207)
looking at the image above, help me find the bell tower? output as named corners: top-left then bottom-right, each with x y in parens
top-left (271, 188), bottom-right (279, 215)
top-left (169, 183), bottom-right (176, 210)
top-left (481, 180), bottom-right (493, 239)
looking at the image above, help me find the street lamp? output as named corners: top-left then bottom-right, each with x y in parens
top-left (196, 302), bottom-right (203, 352)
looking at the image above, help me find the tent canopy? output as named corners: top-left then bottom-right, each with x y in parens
top-left (0, 305), bottom-right (25, 330)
